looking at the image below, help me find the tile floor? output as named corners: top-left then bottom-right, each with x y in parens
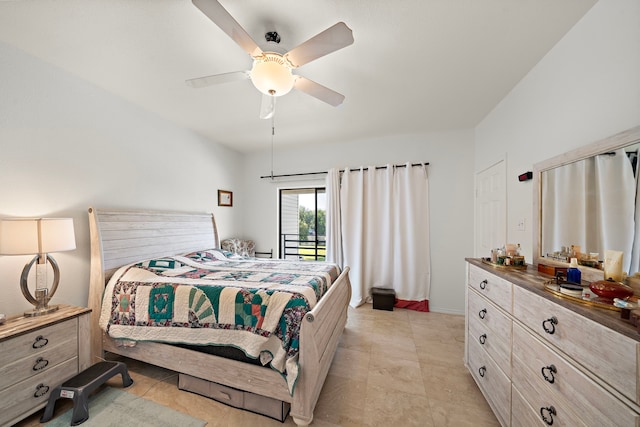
top-left (17, 304), bottom-right (499, 427)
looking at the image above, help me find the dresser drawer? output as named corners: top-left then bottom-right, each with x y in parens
top-left (468, 288), bottom-right (512, 341)
top-left (468, 338), bottom-right (511, 426)
top-left (468, 308), bottom-right (511, 377)
top-left (513, 286), bottom-right (639, 404)
top-left (0, 357), bottom-right (78, 425)
top-left (512, 322), bottom-right (639, 426)
top-left (512, 385), bottom-right (560, 427)
top-left (511, 367), bottom-right (584, 426)
top-left (0, 335), bottom-right (77, 390)
top-left (0, 319), bottom-right (78, 368)
top-left (469, 265), bottom-right (513, 313)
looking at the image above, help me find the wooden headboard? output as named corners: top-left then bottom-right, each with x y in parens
top-left (87, 207), bottom-right (219, 361)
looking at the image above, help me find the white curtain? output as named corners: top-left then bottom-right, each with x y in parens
top-left (542, 149), bottom-right (636, 272)
top-left (630, 160), bottom-right (640, 274)
top-left (326, 163), bottom-right (430, 308)
top-left (325, 168), bottom-right (343, 268)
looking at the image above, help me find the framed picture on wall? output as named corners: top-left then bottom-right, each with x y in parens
top-left (218, 190), bottom-right (233, 207)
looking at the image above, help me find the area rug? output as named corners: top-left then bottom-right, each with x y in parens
top-left (44, 387), bottom-right (207, 427)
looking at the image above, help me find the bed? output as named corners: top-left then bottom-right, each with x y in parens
top-left (87, 207), bottom-right (352, 426)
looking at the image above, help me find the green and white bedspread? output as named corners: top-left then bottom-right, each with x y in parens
top-left (99, 249), bottom-right (340, 394)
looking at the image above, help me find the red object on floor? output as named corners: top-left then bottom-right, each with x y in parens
top-left (395, 299), bottom-right (429, 312)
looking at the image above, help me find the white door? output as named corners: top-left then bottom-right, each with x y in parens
top-left (475, 160), bottom-right (506, 258)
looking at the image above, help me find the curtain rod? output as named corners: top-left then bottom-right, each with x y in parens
top-left (260, 162), bottom-right (430, 180)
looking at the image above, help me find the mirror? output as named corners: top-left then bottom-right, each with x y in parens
top-left (533, 125), bottom-right (640, 282)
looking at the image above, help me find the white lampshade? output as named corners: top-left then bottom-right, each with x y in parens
top-left (250, 54), bottom-right (295, 97)
top-left (0, 218), bottom-right (76, 255)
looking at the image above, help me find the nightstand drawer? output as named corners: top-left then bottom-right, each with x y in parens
top-left (0, 357), bottom-right (78, 425)
top-left (0, 319), bottom-right (78, 368)
top-left (0, 334), bottom-right (77, 390)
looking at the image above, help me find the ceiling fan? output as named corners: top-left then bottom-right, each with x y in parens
top-left (187, 0), bottom-right (354, 119)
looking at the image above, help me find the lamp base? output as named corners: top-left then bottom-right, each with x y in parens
top-left (24, 304), bottom-right (59, 317)
top-left (20, 254), bottom-right (61, 317)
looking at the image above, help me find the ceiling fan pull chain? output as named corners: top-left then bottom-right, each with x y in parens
top-left (271, 116), bottom-right (275, 180)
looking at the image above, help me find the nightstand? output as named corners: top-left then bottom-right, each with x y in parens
top-left (0, 305), bottom-right (91, 426)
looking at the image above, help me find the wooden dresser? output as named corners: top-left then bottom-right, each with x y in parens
top-left (465, 259), bottom-right (640, 426)
top-left (0, 305), bottom-right (91, 427)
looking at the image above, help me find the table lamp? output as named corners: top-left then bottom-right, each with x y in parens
top-left (0, 218), bottom-right (76, 316)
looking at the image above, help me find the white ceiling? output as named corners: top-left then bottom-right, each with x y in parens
top-left (0, 0), bottom-right (597, 153)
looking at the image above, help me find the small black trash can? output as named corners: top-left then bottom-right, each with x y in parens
top-left (371, 287), bottom-right (396, 311)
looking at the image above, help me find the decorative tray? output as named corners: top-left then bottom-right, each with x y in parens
top-left (481, 258), bottom-right (527, 270)
top-left (543, 280), bottom-right (638, 312)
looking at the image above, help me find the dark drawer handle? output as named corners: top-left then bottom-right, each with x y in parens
top-left (478, 366), bottom-right (486, 377)
top-left (542, 316), bottom-right (558, 334)
top-left (479, 334), bottom-right (487, 345)
top-left (478, 308), bottom-right (487, 319)
top-left (479, 279), bottom-right (487, 290)
top-left (32, 335), bottom-right (49, 349)
top-left (34, 383), bottom-right (50, 398)
top-left (540, 406), bottom-right (556, 425)
top-left (541, 364), bottom-right (557, 384)
top-left (32, 357), bottom-right (49, 371)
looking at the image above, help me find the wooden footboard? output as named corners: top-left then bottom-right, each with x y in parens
top-left (291, 266), bottom-right (352, 426)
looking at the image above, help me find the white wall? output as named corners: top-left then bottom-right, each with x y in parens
top-left (0, 43), bottom-right (243, 316)
top-left (475, 0), bottom-right (640, 262)
top-left (242, 130), bottom-right (476, 314)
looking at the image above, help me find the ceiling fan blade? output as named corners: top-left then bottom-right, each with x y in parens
top-left (185, 70), bottom-right (249, 88)
top-left (294, 76), bottom-right (345, 107)
top-left (284, 22), bottom-right (354, 68)
top-left (192, 0), bottom-right (263, 58)
top-left (259, 94), bottom-right (276, 120)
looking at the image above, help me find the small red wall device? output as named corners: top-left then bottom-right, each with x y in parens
top-left (518, 171), bottom-right (532, 182)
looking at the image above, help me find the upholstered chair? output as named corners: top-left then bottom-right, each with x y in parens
top-left (220, 238), bottom-right (256, 257)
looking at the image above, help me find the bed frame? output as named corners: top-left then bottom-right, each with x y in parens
top-left (87, 207), bottom-right (352, 426)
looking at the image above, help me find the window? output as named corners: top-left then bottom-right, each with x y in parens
top-left (279, 187), bottom-right (326, 260)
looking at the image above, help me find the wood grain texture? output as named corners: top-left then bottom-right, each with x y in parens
top-left (514, 285), bottom-right (638, 405)
top-left (467, 258), bottom-right (640, 425)
top-left (87, 207), bottom-right (351, 426)
top-left (467, 337), bottom-right (511, 426)
top-left (511, 385), bottom-right (548, 427)
top-left (0, 357), bottom-right (78, 426)
top-left (468, 289), bottom-right (512, 347)
top-left (469, 264), bottom-right (513, 313)
top-left (466, 264), bottom-right (514, 426)
top-left (468, 292), bottom-right (511, 376)
top-left (466, 258), bottom-right (640, 341)
top-left (513, 322), bottom-right (639, 426)
top-left (0, 305), bottom-right (90, 342)
top-left (0, 322), bottom-right (76, 387)
top-left (0, 306), bottom-right (90, 426)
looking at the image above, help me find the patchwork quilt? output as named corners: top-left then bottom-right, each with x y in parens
top-left (99, 249), bottom-right (340, 394)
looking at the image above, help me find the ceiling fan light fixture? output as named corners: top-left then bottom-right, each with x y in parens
top-left (250, 53), bottom-right (295, 97)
